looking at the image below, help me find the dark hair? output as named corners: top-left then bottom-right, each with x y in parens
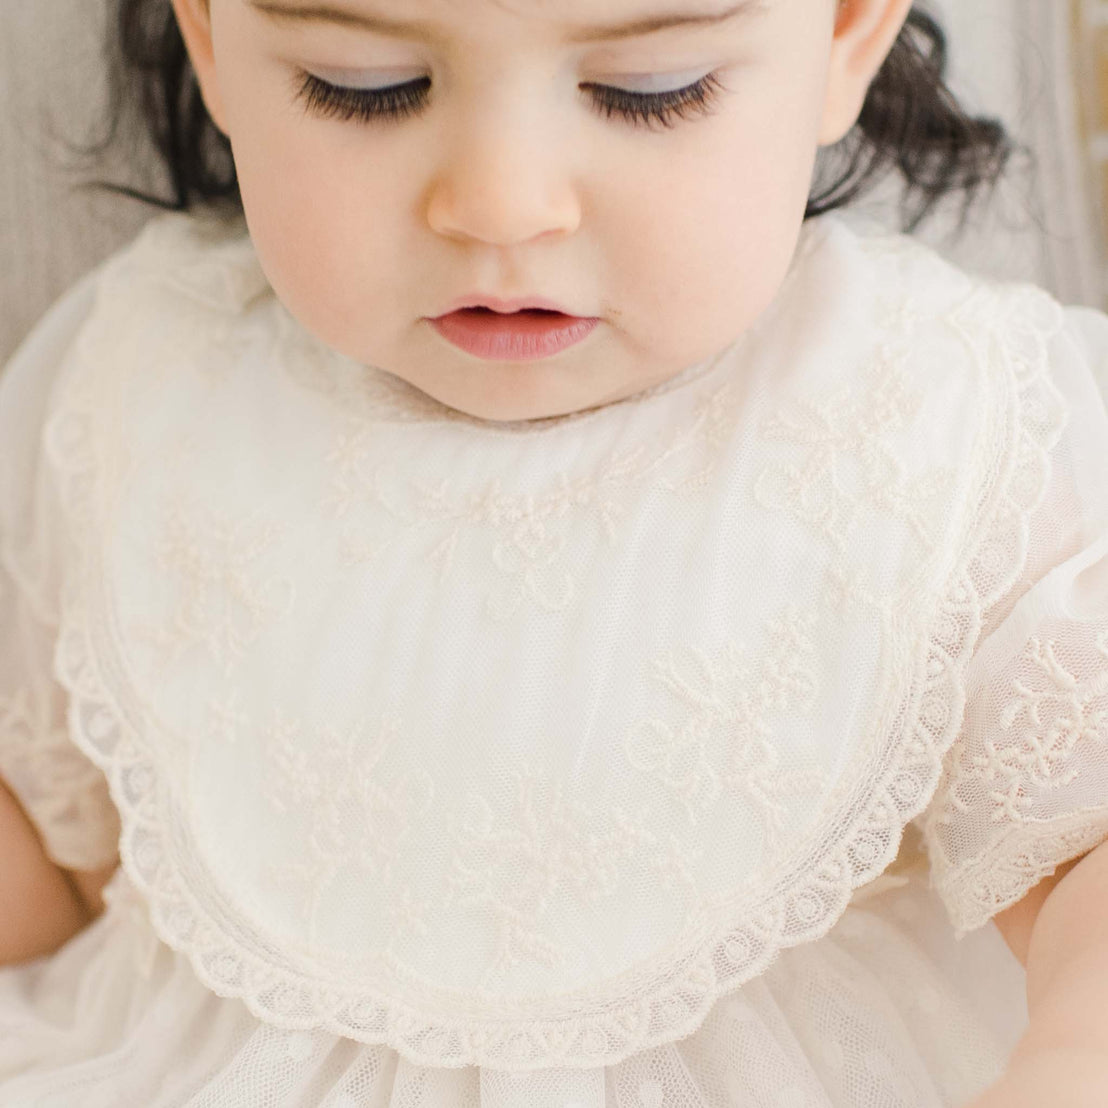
top-left (84, 1), bottom-right (1013, 232)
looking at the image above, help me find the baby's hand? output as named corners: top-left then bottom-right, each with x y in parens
top-left (966, 1050), bottom-right (1108, 1108)
top-left (965, 841), bottom-right (1108, 1108)
top-left (0, 775), bottom-right (104, 965)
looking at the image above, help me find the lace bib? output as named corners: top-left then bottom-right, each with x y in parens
top-left (43, 212), bottom-right (1065, 1069)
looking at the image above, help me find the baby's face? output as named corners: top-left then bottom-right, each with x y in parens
top-left (182, 0), bottom-right (896, 421)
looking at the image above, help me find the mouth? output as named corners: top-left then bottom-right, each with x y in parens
top-left (456, 306), bottom-right (564, 317)
top-left (430, 306), bottom-right (600, 361)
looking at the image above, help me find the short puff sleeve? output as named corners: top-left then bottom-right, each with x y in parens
top-left (0, 269), bottom-right (121, 872)
top-left (921, 304), bottom-right (1108, 935)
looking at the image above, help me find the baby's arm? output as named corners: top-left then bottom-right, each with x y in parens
top-left (967, 840), bottom-right (1108, 1107)
top-left (0, 774), bottom-right (106, 966)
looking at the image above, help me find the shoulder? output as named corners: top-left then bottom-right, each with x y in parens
top-left (89, 207), bottom-right (266, 316)
top-left (0, 208), bottom-right (267, 575)
top-left (0, 262), bottom-right (101, 542)
top-left (817, 214), bottom-right (1108, 453)
top-left (0, 206), bottom-right (259, 415)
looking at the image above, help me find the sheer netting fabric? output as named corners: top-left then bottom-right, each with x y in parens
top-left (0, 268), bottom-right (120, 872)
top-left (1, 209), bottom-right (1106, 1107)
top-left (920, 306), bottom-right (1108, 933)
top-left (0, 862), bottom-right (1027, 1108)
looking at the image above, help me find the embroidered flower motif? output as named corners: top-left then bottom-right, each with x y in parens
top-left (323, 381), bottom-right (742, 622)
top-left (261, 708), bottom-right (435, 945)
top-left (207, 688), bottom-right (248, 746)
top-left (444, 768), bottom-right (684, 985)
top-left (487, 515), bottom-right (574, 619)
top-left (956, 633), bottom-right (1108, 824)
top-left (623, 607), bottom-right (824, 846)
top-left (133, 496), bottom-right (296, 678)
top-left (754, 354), bottom-right (954, 556)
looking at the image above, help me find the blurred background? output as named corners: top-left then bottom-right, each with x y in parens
top-left (3, 0), bottom-right (1108, 386)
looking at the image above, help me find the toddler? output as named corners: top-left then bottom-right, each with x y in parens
top-left (1, 0), bottom-right (1107, 1105)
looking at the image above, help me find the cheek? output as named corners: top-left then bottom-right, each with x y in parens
top-left (615, 109), bottom-right (816, 357)
top-left (218, 59), bottom-right (410, 351)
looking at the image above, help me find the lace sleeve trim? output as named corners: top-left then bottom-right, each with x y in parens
top-left (924, 537), bottom-right (1108, 933)
top-left (936, 809), bottom-right (1108, 935)
top-left (0, 560), bottom-right (120, 872)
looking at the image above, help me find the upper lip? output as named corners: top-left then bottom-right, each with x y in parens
top-left (435, 295), bottom-right (582, 317)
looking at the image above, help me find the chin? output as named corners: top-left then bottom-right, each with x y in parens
top-left (410, 369), bottom-right (600, 425)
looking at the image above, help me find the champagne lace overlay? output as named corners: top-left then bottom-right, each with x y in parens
top-left (991, 631), bottom-right (1108, 817)
top-left (39, 213), bottom-right (1068, 1067)
top-left (0, 512), bottom-right (120, 870)
top-left (261, 708), bottom-right (435, 949)
top-left (621, 608), bottom-right (825, 843)
top-left (131, 494), bottom-right (296, 680)
top-left (441, 767), bottom-right (697, 990)
top-left (0, 671), bottom-right (119, 870)
top-left (916, 284), bottom-right (1108, 932)
top-left (323, 379), bottom-right (742, 622)
top-left (926, 613), bottom-right (1108, 933)
top-left (754, 342), bottom-right (956, 559)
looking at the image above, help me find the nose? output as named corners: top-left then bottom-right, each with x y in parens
top-left (425, 101), bottom-right (582, 246)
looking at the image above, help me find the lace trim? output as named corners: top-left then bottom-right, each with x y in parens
top-left (0, 552), bottom-right (120, 871)
top-left (44, 253), bottom-right (1065, 1070)
top-left (936, 809), bottom-right (1108, 935)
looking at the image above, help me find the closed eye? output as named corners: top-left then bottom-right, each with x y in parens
top-left (293, 70), bottom-right (728, 130)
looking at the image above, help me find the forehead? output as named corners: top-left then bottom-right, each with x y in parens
top-left (245, 0), bottom-right (770, 45)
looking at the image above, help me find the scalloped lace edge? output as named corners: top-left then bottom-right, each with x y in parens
top-left (935, 808), bottom-right (1108, 936)
top-left (43, 260), bottom-right (1067, 1071)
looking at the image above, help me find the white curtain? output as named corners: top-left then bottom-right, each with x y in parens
top-left (846, 0), bottom-right (1105, 315)
top-left (0, 0), bottom-right (152, 370)
top-left (934, 0), bottom-right (1103, 307)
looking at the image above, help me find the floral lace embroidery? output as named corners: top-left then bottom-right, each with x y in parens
top-left (324, 381), bottom-right (743, 622)
top-left (933, 812), bottom-right (1108, 935)
top-left (207, 688), bottom-right (248, 747)
top-left (444, 768), bottom-right (697, 986)
top-left (131, 495), bottom-right (296, 679)
top-left (920, 286), bottom-right (1095, 931)
top-left (754, 351), bottom-right (954, 557)
top-left (971, 632), bottom-right (1108, 821)
top-left (261, 708), bottom-right (435, 946)
top-left (934, 627), bottom-right (1108, 847)
top-left (623, 607), bottom-right (825, 844)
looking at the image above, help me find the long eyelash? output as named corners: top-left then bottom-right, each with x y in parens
top-left (294, 70), bottom-right (726, 129)
top-left (581, 72), bottom-right (727, 130)
top-left (296, 72), bottom-right (431, 124)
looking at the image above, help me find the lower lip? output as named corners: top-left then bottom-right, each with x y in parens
top-left (430, 309), bottom-right (600, 361)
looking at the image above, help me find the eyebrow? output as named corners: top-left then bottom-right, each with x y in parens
top-left (246, 0), bottom-right (767, 44)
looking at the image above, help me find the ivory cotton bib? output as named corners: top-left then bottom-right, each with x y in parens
top-left (41, 211), bottom-right (1065, 1069)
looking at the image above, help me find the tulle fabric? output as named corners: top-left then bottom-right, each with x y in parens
top-left (0, 863), bottom-right (1026, 1108)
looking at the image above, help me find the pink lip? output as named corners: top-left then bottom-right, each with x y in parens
top-left (429, 300), bottom-right (600, 362)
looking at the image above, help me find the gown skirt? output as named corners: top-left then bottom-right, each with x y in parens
top-left (0, 861), bottom-right (1028, 1108)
